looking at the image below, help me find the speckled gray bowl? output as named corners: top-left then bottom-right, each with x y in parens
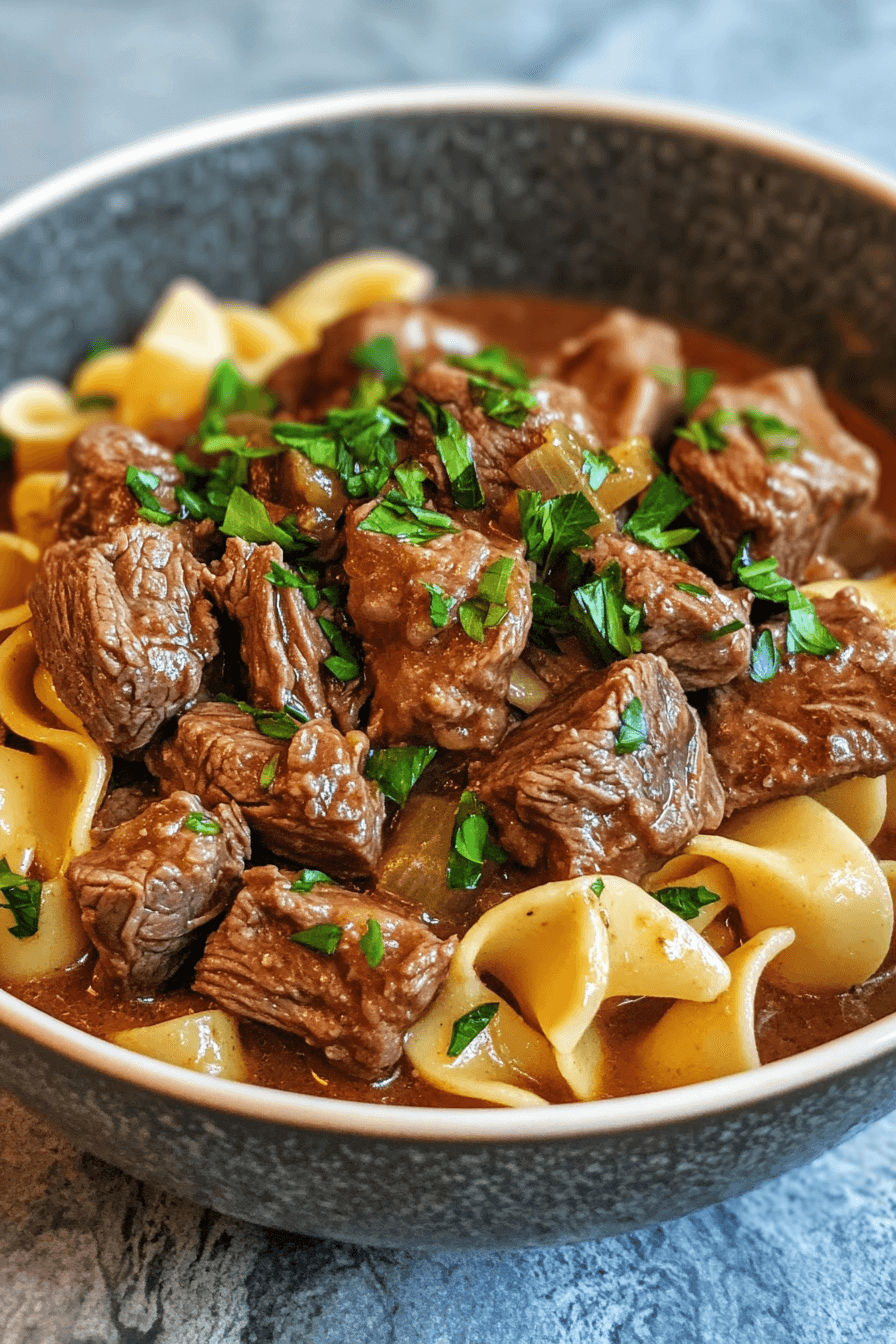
top-left (2, 88), bottom-right (896, 1250)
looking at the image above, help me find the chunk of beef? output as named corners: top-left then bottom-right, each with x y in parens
top-left (67, 790), bottom-right (250, 993)
top-left (703, 588), bottom-right (896, 814)
top-left (471, 654), bottom-right (725, 882)
top-left (193, 865), bottom-right (456, 1078)
top-left (669, 368), bottom-right (880, 582)
top-left (57, 423), bottom-right (182, 542)
top-left (148, 701), bottom-right (385, 877)
top-left (266, 300), bottom-right (484, 416)
top-left (584, 533), bottom-right (753, 690)
top-left (397, 362), bottom-right (602, 509)
top-left (29, 523), bottom-right (219, 755)
top-left (203, 536), bottom-right (331, 720)
top-left (345, 505), bottom-right (531, 748)
top-left (829, 503), bottom-right (896, 578)
top-left (548, 308), bottom-right (684, 446)
top-left (90, 784), bottom-right (157, 844)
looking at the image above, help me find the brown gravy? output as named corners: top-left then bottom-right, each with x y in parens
top-left (3, 291), bottom-right (896, 1106)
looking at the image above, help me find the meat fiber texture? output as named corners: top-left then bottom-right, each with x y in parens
top-left (472, 653), bottom-right (725, 882)
top-left (194, 865), bottom-right (455, 1079)
top-left (345, 505), bottom-right (532, 750)
top-left (148, 701), bottom-right (385, 878)
top-left (68, 790), bottom-right (250, 993)
top-left (57, 423), bottom-right (182, 542)
top-left (29, 522), bottom-right (219, 755)
top-left (670, 367), bottom-right (880, 582)
top-left (585, 533), bottom-right (753, 690)
top-left (704, 587), bottom-right (896, 813)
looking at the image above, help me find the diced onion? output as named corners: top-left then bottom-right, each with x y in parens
top-left (377, 793), bottom-right (474, 919)
top-left (508, 661), bottom-right (550, 713)
top-left (509, 424), bottom-right (659, 531)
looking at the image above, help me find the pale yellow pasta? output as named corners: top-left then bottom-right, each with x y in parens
top-left (646, 857), bottom-right (738, 935)
top-left (9, 471), bottom-right (66, 552)
top-left (269, 249), bottom-right (435, 344)
top-left (220, 301), bottom-right (305, 381)
top-left (110, 1011), bottom-right (249, 1081)
top-left (801, 571), bottom-right (896, 625)
top-left (0, 875), bottom-right (88, 983)
top-left (633, 928), bottom-right (796, 1090)
top-left (682, 796), bottom-right (892, 991)
top-left (813, 774), bottom-right (887, 844)
top-left (0, 533), bottom-right (40, 640)
top-left (70, 346), bottom-right (134, 402)
top-left (0, 377), bottom-right (99, 474)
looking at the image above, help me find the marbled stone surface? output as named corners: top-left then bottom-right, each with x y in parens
top-left (3, 0), bottom-right (896, 1338)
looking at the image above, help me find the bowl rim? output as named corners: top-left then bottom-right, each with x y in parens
top-left (3, 82), bottom-right (896, 1145)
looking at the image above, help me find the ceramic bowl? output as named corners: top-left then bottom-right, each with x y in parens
top-left (1, 87), bottom-right (896, 1250)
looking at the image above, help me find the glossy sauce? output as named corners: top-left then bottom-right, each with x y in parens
top-left (3, 291), bottom-right (896, 1106)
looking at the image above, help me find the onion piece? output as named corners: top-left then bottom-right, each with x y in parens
top-left (377, 793), bottom-right (475, 919)
top-left (509, 423), bottom-right (659, 530)
top-left (508, 661), bottom-right (550, 713)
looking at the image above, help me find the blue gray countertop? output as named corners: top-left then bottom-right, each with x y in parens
top-left (3, 1), bottom-right (896, 1339)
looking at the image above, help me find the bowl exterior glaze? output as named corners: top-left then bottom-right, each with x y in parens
top-left (1, 90), bottom-right (896, 1248)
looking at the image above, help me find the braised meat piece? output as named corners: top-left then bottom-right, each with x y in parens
top-left (471, 654), bottom-right (725, 882)
top-left (57, 423), bottom-right (182, 542)
top-left (829, 503), bottom-right (896, 578)
top-left (67, 790), bottom-right (250, 993)
top-left (194, 865), bottom-right (456, 1079)
top-left (148, 701), bottom-right (385, 877)
top-left (345, 505), bottom-right (532, 749)
top-left (267, 300), bottom-right (484, 415)
top-left (29, 523), bottom-right (219, 755)
top-left (670, 368), bottom-right (880, 582)
top-left (703, 588), bottom-right (896, 814)
top-left (90, 784), bottom-right (157, 844)
top-left (203, 536), bottom-right (331, 720)
top-left (584, 533), bottom-right (753, 690)
top-left (548, 307), bottom-right (684, 446)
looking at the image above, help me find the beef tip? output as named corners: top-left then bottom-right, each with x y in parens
top-left (584, 533), bottom-right (753, 690)
top-left (148, 701), bottom-right (385, 877)
top-left (548, 308), bottom-right (684, 446)
top-left (703, 587), bottom-right (896, 814)
top-left (267, 300), bottom-right (484, 416)
top-left (669, 368), bottom-right (880, 582)
top-left (345, 505), bottom-right (532, 749)
top-left (193, 865), bottom-right (456, 1079)
top-left (57, 423), bottom-right (182, 542)
top-left (829, 503), bottom-right (896, 578)
top-left (67, 790), bottom-right (250, 993)
top-left (203, 536), bottom-right (331, 720)
top-left (397, 362), bottom-right (602, 509)
top-left (90, 784), bottom-right (157, 844)
top-left (29, 523), bottom-right (219, 755)
top-left (471, 653), bottom-right (725, 882)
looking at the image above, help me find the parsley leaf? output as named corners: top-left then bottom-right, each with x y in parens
top-left (219, 694), bottom-right (307, 739)
top-left (357, 491), bottom-right (459, 545)
top-left (590, 877), bottom-right (605, 897)
top-left (518, 489), bottom-right (601, 574)
top-left (785, 589), bottom-right (842, 656)
top-left (318, 617), bottom-right (361, 681)
top-left (264, 559), bottom-right (320, 609)
top-left (615, 698), bottom-right (647, 755)
top-left (182, 811), bottom-right (222, 836)
top-left (125, 465), bottom-right (177, 526)
top-left (421, 581), bottom-right (453, 628)
top-left (682, 368), bottom-right (717, 414)
top-left (447, 346), bottom-right (538, 427)
top-left (272, 404), bottom-right (403, 500)
top-left (417, 394), bottom-right (484, 509)
top-left (731, 541), bottom-right (793, 603)
top-left (741, 407), bottom-right (805, 461)
top-left (675, 582), bottom-right (710, 597)
top-left (457, 556), bottom-right (515, 644)
top-left (733, 536), bottom-right (840, 662)
top-left (582, 448), bottom-right (618, 492)
top-left (705, 619), bottom-right (745, 641)
top-left (394, 460), bottom-right (429, 504)
top-left (0, 858), bottom-right (41, 939)
top-left (259, 754), bottom-right (279, 791)
top-left (750, 628), bottom-right (781, 683)
top-left (651, 885), bottom-right (721, 920)
top-left (678, 406), bottom-right (740, 454)
top-left (622, 473), bottom-right (698, 553)
top-left (351, 334), bottom-right (405, 388)
top-left (447, 1001), bottom-right (500, 1057)
top-left (447, 790), bottom-right (507, 891)
top-left (290, 869), bottom-right (335, 893)
top-left (449, 346), bottom-right (530, 389)
top-left (291, 923), bottom-right (342, 955)
top-left (200, 359), bottom-right (277, 434)
top-left (359, 918), bottom-right (385, 969)
top-left (221, 486), bottom-right (314, 553)
top-left (529, 580), bottom-right (576, 650)
top-left (648, 364), bottom-right (683, 390)
top-left (366, 745), bottom-right (438, 806)
top-left (571, 560), bottom-right (645, 664)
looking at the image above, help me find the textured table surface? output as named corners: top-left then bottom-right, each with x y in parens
top-left (3, 1), bottom-right (896, 1340)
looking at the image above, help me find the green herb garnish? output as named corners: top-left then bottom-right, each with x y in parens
top-left (582, 448), bottom-right (618, 493)
top-left (264, 560), bottom-right (320, 609)
top-left (785, 589), bottom-right (842, 656)
top-left (219, 694), bottom-right (308, 739)
top-left (651, 885), bottom-right (721, 920)
top-left (421, 581), bottom-right (453, 628)
top-left (518, 489), bottom-right (601, 575)
top-left (447, 790), bottom-right (507, 891)
top-left (0, 858), bottom-right (41, 939)
top-left (259, 754), bottom-right (279, 791)
top-left (570, 560), bottom-right (644, 664)
top-left (704, 619), bottom-right (745, 642)
top-left (357, 491), bottom-right (459, 545)
top-left (75, 393), bottom-right (116, 411)
top-left (82, 338), bottom-right (114, 361)
top-left (528, 580), bottom-right (576, 651)
top-left (366, 745), bottom-right (438, 807)
top-left (220, 486), bottom-right (313, 553)
top-left (447, 1002), bottom-right (500, 1057)
top-left (125, 465), bottom-right (177, 526)
top-left (318, 617), bottom-right (361, 681)
top-left (589, 877), bottom-right (605, 897)
top-left (614, 698), bottom-right (647, 756)
top-left (200, 358), bottom-right (277, 435)
top-left (351, 334), bottom-right (405, 390)
top-left (448, 345), bottom-right (538, 429)
top-left (394, 460), bottom-right (429, 504)
top-left (457, 556), bottom-right (515, 644)
top-left (291, 923), bottom-right (343, 955)
top-left (359, 918), bottom-right (385, 969)
top-left (677, 406), bottom-right (740, 454)
top-left (182, 812), bottom-right (222, 836)
top-left (733, 536), bottom-right (840, 664)
top-left (622, 473), bottom-right (698, 554)
top-left (417, 394), bottom-right (484, 509)
top-left (675, 582), bottom-right (710, 597)
top-left (741, 407), bottom-right (805, 461)
top-left (750, 628), bottom-right (781, 683)
top-left (272, 404), bottom-right (404, 500)
top-left (683, 368), bottom-right (717, 414)
top-left (290, 869), bottom-right (335, 893)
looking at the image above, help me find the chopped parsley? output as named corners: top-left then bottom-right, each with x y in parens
top-left (458, 556), bottom-right (515, 644)
top-left (290, 869), bottom-right (335, 893)
top-left (570, 560), bottom-right (645, 664)
top-left (421, 581), bottom-right (453, 628)
top-left (582, 448), bottom-right (618, 493)
top-left (529, 580), bottom-right (576, 650)
top-left (704, 619), bottom-right (745, 641)
top-left (614, 698), bottom-right (647, 756)
top-left (417, 394), bottom-right (484, 509)
top-left (750, 628), bottom-right (781, 683)
top-left (447, 790), bottom-right (507, 891)
top-left (356, 491), bottom-right (459, 545)
top-left (82, 337), bottom-right (114, 361)
top-left (264, 560), bottom-right (320, 609)
top-left (785, 589), bottom-right (842, 657)
top-left (219, 695), bottom-right (307, 739)
top-left (447, 345), bottom-right (538, 428)
top-left (649, 365), bottom-right (716, 414)
top-left (622, 472), bottom-right (698, 554)
top-left (518, 489), bottom-right (601, 575)
top-left (272, 404), bottom-right (404, 500)
top-left (741, 408), bottom-right (805, 461)
top-left (125, 465), bottom-right (176, 526)
top-left (732, 542), bottom-right (793, 603)
top-left (733, 537), bottom-right (840, 661)
top-left (589, 877), bottom-right (605, 897)
top-left (181, 812), bottom-right (222, 836)
top-left (200, 359), bottom-right (277, 436)
top-left (677, 406), bottom-right (740, 454)
top-left (447, 1002), bottom-right (500, 1057)
top-left (365, 745), bottom-right (438, 806)
top-left (394, 460), bottom-right (429, 504)
top-left (0, 858), bottom-right (41, 940)
top-left (259, 754), bottom-right (279, 791)
top-left (291, 923), bottom-right (343, 955)
top-left (318, 617), bottom-right (361, 681)
top-left (675, 582), bottom-right (710, 597)
top-left (350, 334), bottom-right (406, 403)
top-left (359, 918), bottom-right (385, 969)
top-left (221, 486), bottom-right (314, 554)
top-left (651, 885), bottom-right (721, 921)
